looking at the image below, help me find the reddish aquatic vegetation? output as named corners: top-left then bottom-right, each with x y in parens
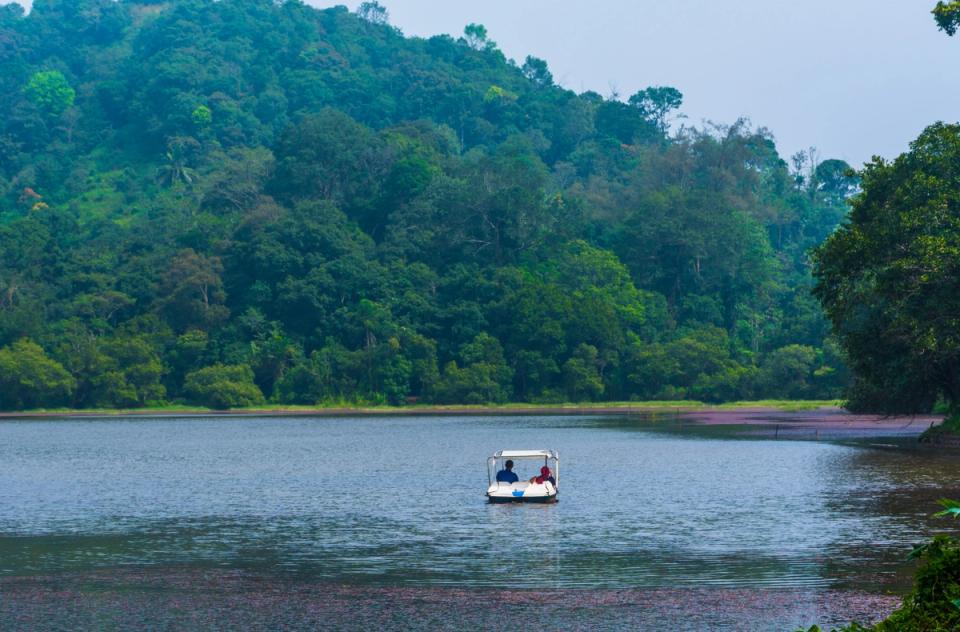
top-left (686, 409), bottom-right (941, 439)
top-left (0, 568), bottom-right (900, 631)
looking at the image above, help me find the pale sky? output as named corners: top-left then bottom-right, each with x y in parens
top-left (14, 0), bottom-right (960, 166)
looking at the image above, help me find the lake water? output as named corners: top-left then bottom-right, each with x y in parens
top-left (2, 413), bottom-right (959, 630)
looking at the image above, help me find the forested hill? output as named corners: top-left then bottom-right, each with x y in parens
top-left (0, 0), bottom-right (857, 410)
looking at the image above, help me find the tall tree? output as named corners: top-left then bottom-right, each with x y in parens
top-left (357, 1), bottom-right (389, 25)
top-left (158, 249), bottom-right (229, 332)
top-left (813, 123), bottom-right (960, 417)
top-left (522, 56), bottom-right (553, 87)
top-left (628, 86), bottom-right (683, 134)
top-left (461, 23), bottom-right (496, 51)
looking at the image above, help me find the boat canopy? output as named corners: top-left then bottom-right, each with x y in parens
top-left (494, 449), bottom-right (558, 459)
top-left (487, 449), bottom-right (560, 490)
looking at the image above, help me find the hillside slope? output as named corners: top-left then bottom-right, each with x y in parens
top-left (0, 0), bottom-right (855, 409)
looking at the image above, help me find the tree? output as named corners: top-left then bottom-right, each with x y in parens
top-left (23, 70), bottom-right (75, 117)
top-left (433, 333), bottom-right (513, 403)
top-left (166, 330), bottom-right (209, 393)
top-left (754, 345), bottom-right (817, 399)
top-left (563, 344), bottom-right (604, 401)
top-left (446, 146), bottom-right (551, 264)
top-left (275, 350), bottom-right (332, 405)
top-left (191, 104), bottom-right (212, 128)
top-left (0, 339), bottom-right (75, 409)
top-left (522, 56), bottom-right (553, 87)
top-left (625, 327), bottom-right (749, 402)
top-left (184, 364), bottom-right (265, 409)
top-left (271, 109), bottom-right (387, 207)
top-left (462, 23), bottom-right (495, 51)
top-left (158, 249), bottom-right (229, 331)
top-left (594, 100), bottom-right (658, 144)
top-left (59, 332), bottom-right (166, 408)
top-left (813, 123), bottom-right (960, 418)
top-left (934, 1), bottom-right (960, 35)
top-left (628, 86), bottom-right (683, 134)
top-left (358, 1), bottom-right (389, 25)
top-left (814, 158), bottom-right (858, 205)
top-left (200, 146), bottom-right (274, 212)
top-left (157, 137), bottom-right (200, 187)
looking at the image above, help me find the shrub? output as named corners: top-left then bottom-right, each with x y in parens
top-left (0, 339), bottom-right (75, 410)
top-left (184, 364), bottom-right (265, 409)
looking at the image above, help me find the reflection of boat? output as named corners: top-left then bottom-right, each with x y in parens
top-left (486, 449), bottom-right (559, 503)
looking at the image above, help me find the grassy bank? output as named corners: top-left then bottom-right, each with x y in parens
top-left (0, 400), bottom-right (844, 418)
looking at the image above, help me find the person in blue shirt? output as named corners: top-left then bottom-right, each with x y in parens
top-left (495, 459), bottom-right (519, 483)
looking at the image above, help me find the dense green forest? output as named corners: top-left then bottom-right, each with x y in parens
top-left (0, 0), bottom-right (858, 410)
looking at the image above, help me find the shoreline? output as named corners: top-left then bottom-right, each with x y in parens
top-left (0, 401), bottom-right (945, 435)
top-left (0, 400), bottom-right (840, 419)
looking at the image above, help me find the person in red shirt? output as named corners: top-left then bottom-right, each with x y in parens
top-left (529, 465), bottom-right (556, 487)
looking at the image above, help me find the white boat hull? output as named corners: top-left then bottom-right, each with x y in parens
top-left (486, 481), bottom-right (557, 503)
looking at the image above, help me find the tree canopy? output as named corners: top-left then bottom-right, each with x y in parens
top-left (814, 123), bottom-right (960, 416)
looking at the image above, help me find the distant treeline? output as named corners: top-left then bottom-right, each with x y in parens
top-left (0, 0), bottom-right (856, 409)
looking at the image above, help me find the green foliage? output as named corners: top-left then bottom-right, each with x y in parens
top-left (0, 339), bottom-right (75, 409)
top-left (0, 0), bottom-right (854, 410)
top-left (462, 23), bottom-right (495, 51)
top-left (563, 344), bottom-right (604, 401)
top-left (522, 56), bottom-right (553, 87)
top-left (191, 105), bottom-right (212, 128)
top-left (755, 345), bottom-right (818, 400)
top-left (183, 364), bottom-right (265, 409)
top-left (628, 86), bottom-right (683, 133)
top-left (159, 249), bottom-right (229, 331)
top-left (870, 498), bottom-right (960, 631)
top-left (157, 137), bottom-right (200, 187)
top-left (934, 1), bottom-right (960, 35)
top-left (805, 501), bottom-right (960, 632)
top-left (814, 123), bottom-right (960, 415)
top-left (933, 498), bottom-right (960, 520)
top-left (357, 1), bottom-right (389, 26)
top-left (434, 333), bottom-right (513, 404)
top-left (23, 70), bottom-right (75, 116)
top-left (814, 159), bottom-right (859, 205)
top-left (275, 351), bottom-right (331, 406)
top-left (799, 624), bottom-right (870, 632)
top-left (58, 333), bottom-right (166, 408)
top-left (626, 327), bottom-right (753, 403)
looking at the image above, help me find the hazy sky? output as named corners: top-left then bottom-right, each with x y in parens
top-left (304, 0), bottom-right (959, 167)
top-left (14, 0), bottom-right (960, 166)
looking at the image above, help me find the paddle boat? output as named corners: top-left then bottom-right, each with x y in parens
top-left (486, 449), bottom-right (559, 503)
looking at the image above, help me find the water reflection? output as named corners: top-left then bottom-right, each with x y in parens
top-left (816, 445), bottom-right (960, 591)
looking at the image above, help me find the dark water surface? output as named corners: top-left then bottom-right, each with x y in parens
top-left (2, 414), bottom-right (958, 630)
